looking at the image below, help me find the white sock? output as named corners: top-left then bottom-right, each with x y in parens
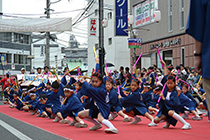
top-left (124, 115), bottom-right (128, 118)
top-left (84, 118), bottom-right (100, 125)
top-left (102, 119), bottom-right (116, 129)
top-left (173, 112), bottom-right (188, 125)
top-left (79, 120), bottom-right (84, 124)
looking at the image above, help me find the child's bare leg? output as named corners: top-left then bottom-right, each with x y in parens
top-left (154, 114), bottom-right (166, 123)
top-left (122, 108), bottom-right (135, 117)
top-left (149, 107), bottom-right (159, 112)
top-left (144, 112), bottom-right (154, 121)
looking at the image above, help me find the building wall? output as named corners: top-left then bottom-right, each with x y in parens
top-left (31, 38), bottom-right (66, 74)
top-left (0, 33), bottom-right (31, 75)
top-left (87, 0), bottom-right (130, 74)
top-left (130, 0), bottom-right (194, 69)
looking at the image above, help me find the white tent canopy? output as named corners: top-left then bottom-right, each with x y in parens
top-left (0, 18), bottom-right (72, 32)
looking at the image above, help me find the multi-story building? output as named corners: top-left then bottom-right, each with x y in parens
top-left (31, 34), bottom-right (66, 74)
top-left (87, 0), bottom-right (131, 73)
top-left (65, 35), bottom-right (88, 74)
top-left (130, 0), bottom-right (194, 69)
top-left (0, 32), bottom-right (32, 75)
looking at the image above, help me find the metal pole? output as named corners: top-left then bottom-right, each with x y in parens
top-left (99, 0), bottom-right (105, 76)
top-left (45, 0), bottom-right (50, 66)
top-left (130, 24), bottom-right (136, 66)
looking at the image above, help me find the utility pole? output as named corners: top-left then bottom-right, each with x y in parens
top-left (99, 0), bottom-right (105, 76)
top-left (45, 0), bottom-right (50, 67)
top-left (130, 24), bottom-right (136, 65)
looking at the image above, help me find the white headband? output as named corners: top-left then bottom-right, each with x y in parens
top-left (64, 88), bottom-right (74, 92)
top-left (28, 87), bottom-right (36, 92)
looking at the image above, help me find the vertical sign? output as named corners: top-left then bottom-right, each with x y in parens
top-left (142, 0), bottom-right (150, 25)
top-left (90, 18), bottom-right (97, 36)
top-left (150, 0), bottom-right (155, 22)
top-left (0, 55), bottom-right (5, 70)
top-left (115, 0), bottom-right (128, 36)
top-left (134, 3), bottom-right (142, 27)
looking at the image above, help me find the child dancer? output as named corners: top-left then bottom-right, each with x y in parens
top-left (119, 78), bottom-right (158, 126)
top-left (78, 72), bottom-right (118, 134)
top-left (105, 77), bottom-right (133, 122)
top-left (61, 84), bottom-right (88, 127)
top-left (154, 75), bottom-right (191, 130)
top-left (181, 84), bottom-right (202, 120)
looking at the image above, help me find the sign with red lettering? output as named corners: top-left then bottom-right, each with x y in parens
top-left (90, 18), bottom-right (97, 36)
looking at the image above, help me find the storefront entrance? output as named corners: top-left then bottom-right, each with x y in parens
top-left (163, 50), bottom-right (173, 66)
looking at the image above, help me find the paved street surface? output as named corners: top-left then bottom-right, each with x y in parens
top-left (0, 101), bottom-right (67, 140)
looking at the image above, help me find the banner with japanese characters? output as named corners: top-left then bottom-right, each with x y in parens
top-left (115, 0), bottom-right (128, 36)
top-left (134, 0), bottom-right (158, 28)
top-left (90, 18), bottom-right (97, 36)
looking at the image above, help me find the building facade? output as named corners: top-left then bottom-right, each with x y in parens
top-left (0, 32), bottom-right (32, 75)
top-left (31, 34), bottom-right (66, 74)
top-left (87, 0), bottom-right (131, 73)
top-left (130, 0), bottom-right (195, 69)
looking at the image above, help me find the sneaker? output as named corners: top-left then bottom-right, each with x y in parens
top-left (36, 114), bottom-right (41, 117)
top-left (9, 105), bottom-right (14, 108)
top-left (163, 122), bottom-right (170, 128)
top-left (192, 116), bottom-right (203, 121)
top-left (50, 115), bottom-right (56, 119)
top-left (123, 117), bottom-right (133, 122)
top-left (203, 112), bottom-right (208, 116)
top-left (130, 117), bottom-right (142, 124)
top-left (31, 111), bottom-right (37, 115)
top-left (182, 113), bottom-right (189, 119)
top-left (148, 121), bottom-right (158, 127)
top-left (109, 113), bottom-right (118, 121)
top-left (53, 117), bottom-right (60, 122)
top-left (60, 119), bottom-right (71, 124)
top-left (89, 124), bottom-right (102, 131)
top-left (104, 128), bottom-right (118, 134)
top-left (74, 122), bottom-right (88, 128)
top-left (69, 120), bottom-right (77, 126)
top-left (181, 123), bottom-right (191, 130)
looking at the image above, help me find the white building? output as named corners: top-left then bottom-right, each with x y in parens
top-left (87, 0), bottom-right (130, 73)
top-left (31, 34), bottom-right (66, 74)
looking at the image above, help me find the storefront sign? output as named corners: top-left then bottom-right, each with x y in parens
top-left (115, 0), bottom-right (128, 36)
top-left (149, 38), bottom-right (181, 50)
top-left (90, 18), bottom-right (97, 36)
top-left (128, 38), bottom-right (142, 48)
top-left (134, 0), bottom-right (158, 28)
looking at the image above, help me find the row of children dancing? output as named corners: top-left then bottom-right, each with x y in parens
top-left (4, 58), bottom-right (209, 134)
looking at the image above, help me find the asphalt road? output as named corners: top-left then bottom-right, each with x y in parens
top-left (0, 101), bottom-right (67, 140)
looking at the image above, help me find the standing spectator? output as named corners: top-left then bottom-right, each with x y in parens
top-left (36, 67), bottom-right (42, 75)
top-left (125, 67), bottom-right (131, 82)
top-left (21, 68), bottom-right (26, 75)
top-left (44, 66), bottom-right (52, 75)
top-left (0, 73), bottom-right (13, 90)
top-left (118, 66), bottom-right (125, 84)
top-left (186, 0), bottom-right (210, 122)
top-left (112, 69), bottom-right (119, 81)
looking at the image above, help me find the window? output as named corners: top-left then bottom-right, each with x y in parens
top-left (0, 32), bottom-right (11, 42)
top-left (40, 45), bottom-right (45, 56)
top-left (23, 35), bottom-right (29, 44)
top-left (168, 0), bottom-right (173, 32)
top-left (108, 38), bottom-right (112, 45)
top-left (14, 33), bottom-right (19, 43)
top-left (19, 34), bottom-right (24, 43)
top-left (6, 54), bottom-right (12, 63)
top-left (108, 12), bottom-right (112, 20)
top-left (24, 55), bottom-right (28, 64)
top-left (95, 9), bottom-right (98, 16)
top-left (14, 54), bottom-right (19, 63)
top-left (181, 47), bottom-right (185, 66)
top-left (61, 47), bottom-right (65, 53)
top-left (19, 55), bottom-right (24, 64)
top-left (180, 0), bottom-right (184, 29)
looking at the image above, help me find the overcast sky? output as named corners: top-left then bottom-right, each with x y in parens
top-left (2, 0), bottom-right (88, 46)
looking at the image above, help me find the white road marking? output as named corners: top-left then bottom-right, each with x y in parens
top-left (0, 119), bottom-right (33, 140)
